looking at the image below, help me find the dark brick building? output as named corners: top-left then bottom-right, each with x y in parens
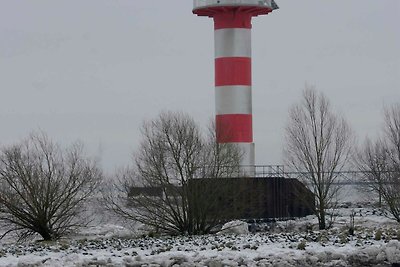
top-left (188, 177), bottom-right (314, 220)
top-left (130, 177), bottom-right (314, 220)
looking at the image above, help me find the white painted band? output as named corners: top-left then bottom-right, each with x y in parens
top-left (236, 142), bottom-right (255, 170)
top-left (214, 28), bottom-right (251, 58)
top-left (215, 85), bottom-right (252, 115)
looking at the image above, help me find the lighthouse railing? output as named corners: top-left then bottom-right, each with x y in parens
top-left (193, 0), bottom-right (273, 9)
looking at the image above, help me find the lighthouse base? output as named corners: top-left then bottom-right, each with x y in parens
top-left (237, 142), bottom-right (255, 176)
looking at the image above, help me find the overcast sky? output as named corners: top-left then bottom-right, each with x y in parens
top-left (1, 1), bottom-right (399, 172)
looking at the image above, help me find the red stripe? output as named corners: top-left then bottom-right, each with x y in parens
top-left (213, 10), bottom-right (252, 29)
top-left (193, 6), bottom-right (273, 19)
top-left (215, 57), bottom-right (251, 86)
top-left (216, 114), bottom-right (252, 143)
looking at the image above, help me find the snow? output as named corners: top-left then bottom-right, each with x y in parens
top-left (0, 204), bottom-right (400, 266)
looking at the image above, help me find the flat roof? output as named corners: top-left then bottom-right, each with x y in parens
top-left (193, 0), bottom-right (274, 10)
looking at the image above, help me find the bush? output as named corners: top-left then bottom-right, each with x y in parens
top-left (375, 229), bottom-right (383, 241)
top-left (0, 133), bottom-right (102, 240)
top-left (297, 240), bottom-right (307, 250)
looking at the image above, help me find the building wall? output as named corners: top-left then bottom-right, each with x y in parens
top-left (189, 177), bottom-right (314, 220)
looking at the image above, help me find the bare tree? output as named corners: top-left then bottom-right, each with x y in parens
top-left (102, 111), bottom-right (242, 235)
top-left (353, 138), bottom-right (388, 207)
top-left (0, 133), bottom-right (102, 240)
top-left (384, 104), bottom-right (400, 169)
top-left (382, 104), bottom-right (400, 221)
top-left (284, 86), bottom-right (353, 230)
top-left (355, 104), bottom-right (400, 221)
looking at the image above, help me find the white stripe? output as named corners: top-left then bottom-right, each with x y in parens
top-left (215, 85), bottom-right (252, 115)
top-left (214, 28), bottom-right (251, 58)
top-left (236, 142), bottom-right (255, 175)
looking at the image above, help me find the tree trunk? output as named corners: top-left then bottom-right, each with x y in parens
top-left (319, 206), bottom-right (326, 230)
top-left (38, 226), bottom-right (53, 241)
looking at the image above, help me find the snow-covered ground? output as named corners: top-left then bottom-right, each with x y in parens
top-left (0, 187), bottom-right (400, 267)
top-left (1, 203), bottom-right (400, 266)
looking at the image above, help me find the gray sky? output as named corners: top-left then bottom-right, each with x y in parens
top-left (1, 0), bottom-right (399, 172)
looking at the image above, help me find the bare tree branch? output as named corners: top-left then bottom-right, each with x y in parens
top-left (0, 132), bottom-right (102, 240)
top-left (102, 111), bottom-right (242, 235)
top-left (354, 104), bottom-right (399, 221)
top-left (284, 86), bottom-right (353, 229)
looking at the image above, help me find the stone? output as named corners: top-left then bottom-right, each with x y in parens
top-left (218, 221), bottom-right (249, 235)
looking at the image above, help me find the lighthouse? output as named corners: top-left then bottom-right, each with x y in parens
top-left (193, 0), bottom-right (278, 174)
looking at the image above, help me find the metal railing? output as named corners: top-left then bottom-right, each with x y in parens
top-left (193, 0), bottom-right (273, 9)
top-left (193, 166), bottom-right (399, 180)
top-left (283, 170), bottom-right (400, 183)
top-left (254, 165), bottom-right (285, 177)
top-left (192, 165), bottom-right (285, 178)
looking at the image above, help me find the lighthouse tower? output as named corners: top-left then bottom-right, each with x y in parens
top-left (193, 0), bottom-right (278, 174)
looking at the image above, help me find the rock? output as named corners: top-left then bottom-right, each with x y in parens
top-left (17, 261), bottom-right (41, 267)
top-left (387, 240), bottom-right (400, 249)
top-left (376, 251), bottom-right (387, 262)
top-left (205, 259), bottom-right (223, 267)
top-left (327, 259), bottom-right (347, 267)
top-left (348, 250), bottom-right (374, 266)
top-left (385, 246), bottom-right (400, 263)
top-left (123, 257), bottom-right (133, 263)
top-left (218, 220), bottom-right (249, 235)
top-left (330, 252), bottom-right (345, 261)
top-left (363, 246), bottom-right (380, 259)
top-left (168, 255), bottom-right (188, 266)
top-left (307, 255), bottom-right (319, 265)
top-left (315, 251), bottom-right (328, 262)
top-left (221, 259), bottom-right (238, 267)
top-left (124, 263), bottom-right (144, 267)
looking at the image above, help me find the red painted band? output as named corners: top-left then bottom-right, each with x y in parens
top-left (216, 114), bottom-right (253, 143)
top-left (214, 11), bottom-right (252, 29)
top-left (215, 57), bottom-right (251, 86)
top-left (193, 6), bottom-right (273, 26)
